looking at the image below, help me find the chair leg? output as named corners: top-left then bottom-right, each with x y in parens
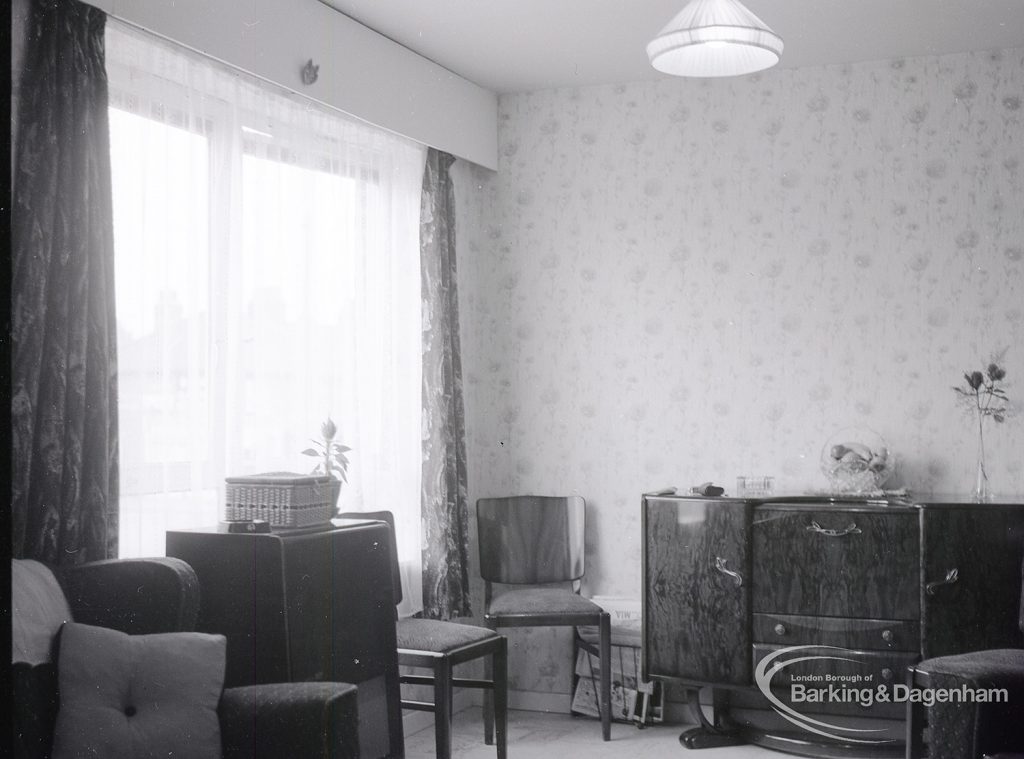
top-left (435, 657), bottom-right (453, 759)
top-left (494, 637), bottom-right (508, 759)
top-left (484, 625), bottom-right (496, 745)
top-left (599, 612), bottom-right (612, 741)
top-left (571, 629), bottom-right (580, 713)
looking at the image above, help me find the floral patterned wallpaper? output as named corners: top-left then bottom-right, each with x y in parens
top-left (452, 47), bottom-right (1024, 696)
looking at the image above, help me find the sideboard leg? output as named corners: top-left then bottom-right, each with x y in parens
top-left (679, 687), bottom-right (744, 749)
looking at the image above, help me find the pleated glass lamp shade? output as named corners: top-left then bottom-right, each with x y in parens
top-left (647, 0), bottom-right (784, 78)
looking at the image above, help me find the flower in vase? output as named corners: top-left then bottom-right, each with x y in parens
top-left (953, 351), bottom-right (1012, 498)
top-left (954, 360), bottom-right (1010, 422)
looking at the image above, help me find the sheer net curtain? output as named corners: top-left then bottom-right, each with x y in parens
top-left (106, 21), bottom-right (426, 615)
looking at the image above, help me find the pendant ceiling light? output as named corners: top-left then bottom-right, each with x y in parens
top-left (647, 0), bottom-right (784, 78)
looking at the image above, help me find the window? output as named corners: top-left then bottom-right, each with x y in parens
top-left (107, 21), bottom-right (426, 615)
top-left (110, 105), bottom-right (215, 546)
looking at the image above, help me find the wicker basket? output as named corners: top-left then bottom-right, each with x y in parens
top-left (224, 472), bottom-right (338, 528)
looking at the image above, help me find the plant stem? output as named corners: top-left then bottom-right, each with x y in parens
top-left (977, 411), bottom-right (987, 485)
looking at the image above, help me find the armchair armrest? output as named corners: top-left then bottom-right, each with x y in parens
top-left (220, 683), bottom-right (360, 759)
top-left (56, 557), bottom-right (200, 634)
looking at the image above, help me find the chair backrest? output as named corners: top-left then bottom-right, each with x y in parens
top-left (337, 511), bottom-right (403, 607)
top-left (476, 495), bottom-right (586, 585)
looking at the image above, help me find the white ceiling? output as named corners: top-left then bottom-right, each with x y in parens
top-left (319, 0), bottom-right (1024, 93)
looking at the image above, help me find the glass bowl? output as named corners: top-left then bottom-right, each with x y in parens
top-left (819, 427), bottom-right (895, 494)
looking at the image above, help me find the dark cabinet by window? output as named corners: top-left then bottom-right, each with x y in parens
top-left (167, 520), bottom-right (403, 759)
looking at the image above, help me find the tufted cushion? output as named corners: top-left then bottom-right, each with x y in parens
top-left (396, 618), bottom-right (499, 653)
top-left (487, 588), bottom-right (602, 617)
top-left (51, 623), bottom-right (226, 759)
top-left (12, 560), bottom-right (73, 665)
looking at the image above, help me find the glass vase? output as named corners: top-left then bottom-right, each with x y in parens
top-left (974, 415), bottom-right (989, 502)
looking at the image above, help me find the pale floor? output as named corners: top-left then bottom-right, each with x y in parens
top-left (404, 707), bottom-right (778, 759)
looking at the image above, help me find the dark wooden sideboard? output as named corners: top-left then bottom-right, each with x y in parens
top-left (642, 493), bottom-right (1024, 757)
top-left (167, 519), bottom-right (403, 759)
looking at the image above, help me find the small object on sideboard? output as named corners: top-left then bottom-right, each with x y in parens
top-left (223, 519), bottom-right (270, 534)
top-left (689, 482), bottom-right (725, 497)
top-left (736, 476), bottom-right (774, 497)
top-left (820, 427), bottom-right (895, 494)
top-left (644, 486), bottom-right (678, 497)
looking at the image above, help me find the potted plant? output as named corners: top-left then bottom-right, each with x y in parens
top-left (301, 417), bottom-right (351, 509)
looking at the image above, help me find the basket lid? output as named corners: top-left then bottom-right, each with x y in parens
top-left (225, 471), bottom-right (332, 485)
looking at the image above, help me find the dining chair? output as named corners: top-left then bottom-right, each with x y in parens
top-left (338, 511), bottom-right (507, 759)
top-left (476, 495), bottom-right (612, 741)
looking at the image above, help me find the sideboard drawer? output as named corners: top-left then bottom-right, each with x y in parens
top-left (753, 643), bottom-right (918, 687)
top-left (752, 644), bottom-right (915, 720)
top-left (753, 509), bottom-right (919, 619)
top-left (754, 614), bottom-right (919, 652)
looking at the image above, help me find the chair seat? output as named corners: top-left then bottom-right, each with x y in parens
top-left (915, 649), bottom-right (1024, 688)
top-left (487, 588), bottom-right (602, 617)
top-left (396, 618), bottom-right (499, 654)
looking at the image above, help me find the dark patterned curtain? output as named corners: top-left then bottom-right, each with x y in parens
top-left (11, 0), bottom-right (119, 563)
top-left (420, 149), bottom-right (471, 618)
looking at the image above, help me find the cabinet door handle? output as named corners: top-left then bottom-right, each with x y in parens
top-left (714, 556), bottom-right (744, 587)
top-left (925, 568), bottom-right (959, 596)
top-left (806, 520), bottom-right (862, 538)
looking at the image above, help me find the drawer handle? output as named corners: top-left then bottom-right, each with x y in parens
top-left (714, 556), bottom-right (744, 587)
top-left (926, 568), bottom-right (959, 596)
top-left (774, 623), bottom-right (787, 636)
top-left (806, 520), bottom-right (862, 538)
top-left (881, 668), bottom-right (894, 681)
top-left (881, 629), bottom-right (894, 643)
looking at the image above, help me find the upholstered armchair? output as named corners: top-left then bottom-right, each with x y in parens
top-left (12, 557), bottom-right (360, 759)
